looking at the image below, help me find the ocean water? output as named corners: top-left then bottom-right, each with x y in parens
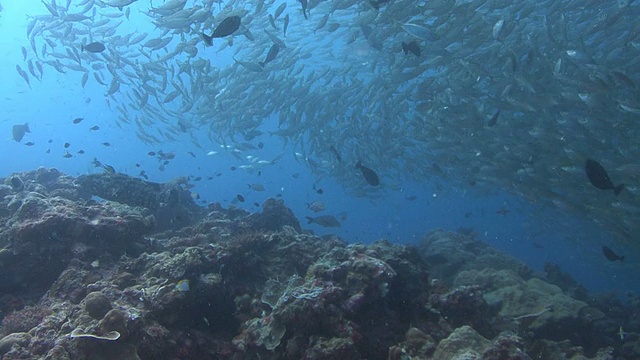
top-left (0, 0), bottom-right (638, 301)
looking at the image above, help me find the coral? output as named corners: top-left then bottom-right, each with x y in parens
top-left (0, 332), bottom-right (31, 357)
top-left (244, 198), bottom-right (303, 233)
top-left (0, 305), bottom-right (51, 335)
top-left (76, 172), bottom-right (204, 231)
top-left (430, 285), bottom-right (496, 338)
top-left (432, 325), bottom-right (491, 359)
top-left (82, 292), bottom-right (113, 320)
top-left (0, 171), bottom-right (635, 360)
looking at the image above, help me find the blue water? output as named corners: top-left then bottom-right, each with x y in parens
top-left (0, 0), bottom-right (637, 298)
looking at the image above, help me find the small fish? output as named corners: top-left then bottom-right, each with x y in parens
top-left (274, 3), bottom-right (286, 20)
top-left (487, 110), bottom-right (500, 127)
top-left (82, 42), bottom-right (106, 53)
top-left (15, 65), bottom-right (31, 88)
top-left (283, 14), bottom-right (290, 37)
top-left (248, 183), bottom-right (265, 191)
top-left (24, 141), bottom-right (35, 146)
top-left (602, 246), bottom-right (624, 262)
top-left (355, 161), bottom-right (380, 186)
top-left (78, 150), bottom-right (85, 154)
top-left (298, 0), bottom-right (308, 20)
top-left (90, 126), bottom-right (100, 131)
top-left (102, 142), bottom-right (111, 146)
top-left (236, 194), bottom-right (245, 202)
top-left (330, 145), bottom-right (342, 162)
top-left (64, 142), bottom-right (71, 148)
top-left (369, 0), bottom-right (390, 9)
top-left (401, 23), bottom-right (437, 41)
top-left (405, 195), bottom-right (417, 201)
top-left (73, 117), bottom-right (84, 124)
top-left (202, 16), bottom-right (241, 46)
top-left (12, 123), bottom-right (30, 142)
top-left (306, 201), bottom-right (326, 213)
top-left (148, 151), bottom-right (156, 156)
top-left (175, 279), bottom-right (190, 292)
top-left (401, 40), bottom-right (420, 57)
top-left (306, 215), bottom-right (341, 228)
top-left (102, 164), bottom-right (116, 174)
top-left (316, 188), bottom-right (324, 195)
top-left (585, 159), bottom-right (624, 195)
top-left (496, 208), bottom-right (509, 216)
top-left (259, 43), bottom-right (280, 67)
top-left (620, 326), bottom-right (627, 341)
top-left (63, 151), bottom-right (73, 158)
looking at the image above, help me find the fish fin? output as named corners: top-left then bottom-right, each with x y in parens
top-left (614, 184), bottom-right (625, 195)
top-left (305, 216), bottom-right (313, 223)
top-left (24, 123), bottom-right (30, 132)
top-left (259, 62), bottom-right (265, 68)
top-left (201, 33), bottom-right (213, 46)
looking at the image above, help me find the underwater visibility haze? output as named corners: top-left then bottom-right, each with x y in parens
top-left (0, 0), bottom-right (640, 359)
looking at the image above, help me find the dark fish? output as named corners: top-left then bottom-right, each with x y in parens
top-left (370, 0), bottom-right (390, 9)
top-left (585, 159), bottom-right (624, 195)
top-left (90, 126), bottom-right (100, 131)
top-left (148, 151), bottom-right (156, 156)
top-left (259, 44), bottom-right (280, 67)
top-left (316, 189), bottom-right (324, 195)
top-left (298, 0), bottom-right (308, 20)
top-left (78, 150), bottom-right (85, 154)
top-left (9, 176), bottom-right (24, 191)
top-left (487, 110), bottom-right (500, 127)
top-left (237, 194), bottom-right (245, 202)
top-left (63, 151), bottom-right (72, 158)
top-left (330, 145), bottom-right (342, 162)
top-left (405, 195), bottom-right (417, 201)
top-left (202, 16), bottom-right (241, 46)
top-left (12, 123), bottom-right (30, 142)
top-left (602, 246), bottom-right (624, 262)
top-left (64, 142), bottom-right (70, 148)
top-left (102, 164), bottom-right (116, 174)
top-left (24, 141), bottom-right (35, 146)
top-left (355, 161), bottom-right (380, 186)
top-left (82, 42), bottom-right (105, 53)
top-left (401, 40), bottom-right (421, 57)
top-left (73, 117), bottom-right (84, 124)
top-left (306, 215), bottom-right (341, 228)
top-left (102, 142), bottom-right (111, 146)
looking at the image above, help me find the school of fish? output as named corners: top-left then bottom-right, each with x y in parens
top-left (15, 0), bottom-right (640, 243)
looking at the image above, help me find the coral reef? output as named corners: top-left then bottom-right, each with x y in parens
top-left (0, 170), bottom-right (637, 359)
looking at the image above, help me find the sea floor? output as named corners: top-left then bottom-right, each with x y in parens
top-left (0, 168), bottom-right (637, 359)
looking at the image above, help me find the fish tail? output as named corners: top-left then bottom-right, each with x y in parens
top-left (201, 33), bottom-right (213, 46)
top-left (305, 216), bottom-right (313, 224)
top-left (614, 184), bottom-right (625, 195)
top-left (259, 62), bottom-right (265, 68)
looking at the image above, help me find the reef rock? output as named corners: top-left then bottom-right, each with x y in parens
top-left (433, 325), bottom-right (491, 359)
top-left (76, 173), bottom-right (203, 231)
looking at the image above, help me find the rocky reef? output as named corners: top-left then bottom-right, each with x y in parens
top-left (0, 169), bottom-right (637, 359)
